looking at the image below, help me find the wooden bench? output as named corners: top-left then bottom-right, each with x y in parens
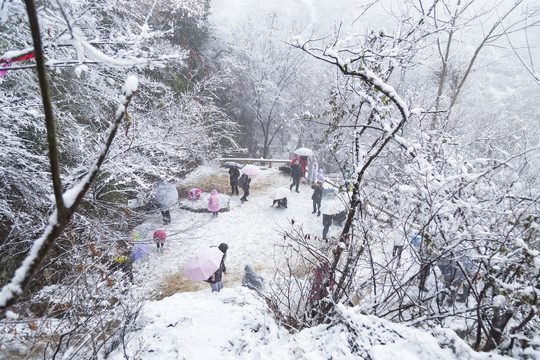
top-left (219, 158), bottom-right (291, 168)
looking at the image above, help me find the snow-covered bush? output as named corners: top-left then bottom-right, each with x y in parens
top-left (270, 1), bottom-right (540, 356)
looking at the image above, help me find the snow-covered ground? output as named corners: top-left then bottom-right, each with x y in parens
top-left (106, 163), bottom-right (512, 359)
top-left (130, 163), bottom-right (333, 299)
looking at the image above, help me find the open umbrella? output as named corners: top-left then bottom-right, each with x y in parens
top-left (222, 161), bottom-right (243, 168)
top-left (269, 188), bottom-right (290, 200)
top-left (183, 247), bottom-right (224, 282)
top-left (241, 164), bottom-right (261, 176)
top-left (130, 243), bottom-right (150, 261)
top-left (154, 182), bottom-right (178, 208)
top-left (131, 223), bottom-right (152, 242)
top-left (294, 147), bottom-right (313, 156)
top-left (321, 199), bottom-right (347, 215)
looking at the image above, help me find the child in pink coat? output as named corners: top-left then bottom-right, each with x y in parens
top-left (153, 230), bottom-right (166, 252)
top-left (207, 189), bottom-right (220, 217)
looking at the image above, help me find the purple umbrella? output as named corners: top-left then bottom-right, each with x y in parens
top-left (130, 243), bottom-right (150, 261)
top-left (183, 247), bottom-right (224, 282)
top-left (241, 164), bottom-right (261, 176)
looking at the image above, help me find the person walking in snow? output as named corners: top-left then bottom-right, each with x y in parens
top-left (437, 255), bottom-right (474, 304)
top-left (290, 159), bottom-right (302, 193)
top-left (309, 259), bottom-right (335, 302)
top-left (228, 165), bottom-right (240, 195)
top-left (207, 189), bottom-right (220, 217)
top-left (153, 230), bottom-right (167, 252)
top-left (322, 213), bottom-right (333, 240)
top-left (239, 173), bottom-right (251, 203)
top-left (311, 181), bottom-right (323, 216)
top-left (206, 243), bottom-right (228, 292)
top-left (108, 255), bottom-right (133, 282)
top-left (160, 208), bottom-right (171, 225)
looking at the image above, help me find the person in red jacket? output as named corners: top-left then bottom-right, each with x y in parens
top-left (153, 230), bottom-right (166, 252)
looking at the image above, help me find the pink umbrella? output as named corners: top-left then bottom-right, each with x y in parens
top-left (241, 164), bottom-right (261, 176)
top-left (183, 247), bottom-right (224, 281)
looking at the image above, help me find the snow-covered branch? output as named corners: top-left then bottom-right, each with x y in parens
top-left (0, 74), bottom-right (138, 316)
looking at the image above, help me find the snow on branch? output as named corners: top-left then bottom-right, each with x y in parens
top-left (289, 36), bottom-right (409, 125)
top-left (0, 75), bottom-right (138, 316)
top-left (68, 35), bottom-right (150, 67)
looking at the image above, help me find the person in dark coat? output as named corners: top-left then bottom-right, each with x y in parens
top-left (311, 181), bottom-right (323, 216)
top-left (239, 174), bottom-right (251, 203)
top-left (228, 165), bottom-right (240, 195)
top-left (333, 210), bottom-right (346, 226)
top-left (206, 243), bottom-right (228, 292)
top-left (437, 255), bottom-right (474, 304)
top-left (160, 208), bottom-right (171, 225)
top-left (322, 213), bottom-right (333, 239)
top-left (290, 159), bottom-right (302, 193)
top-left (271, 197), bottom-right (288, 208)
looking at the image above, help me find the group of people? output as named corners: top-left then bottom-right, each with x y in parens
top-left (205, 165), bottom-right (252, 217)
top-left (202, 156), bottom-right (337, 294)
top-left (109, 229), bottom-right (168, 283)
top-left (289, 156), bottom-right (323, 193)
top-left (141, 162), bottom-right (479, 307)
top-left (411, 233), bottom-right (479, 305)
top-left (288, 156), bottom-right (345, 240)
top-left (228, 165), bottom-right (251, 203)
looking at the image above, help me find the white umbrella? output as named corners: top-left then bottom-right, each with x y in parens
top-left (294, 147), bottom-right (313, 156)
top-left (154, 182), bottom-right (178, 208)
top-left (241, 164), bottom-right (261, 176)
top-left (321, 199), bottom-right (347, 215)
top-left (269, 188), bottom-right (290, 200)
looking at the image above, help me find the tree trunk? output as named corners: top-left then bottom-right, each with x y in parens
top-left (483, 309), bottom-right (513, 351)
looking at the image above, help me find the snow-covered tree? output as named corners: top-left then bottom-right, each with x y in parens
top-left (216, 12), bottom-right (310, 158)
top-left (0, 0), bottom-right (234, 356)
top-left (267, 0), bottom-right (539, 356)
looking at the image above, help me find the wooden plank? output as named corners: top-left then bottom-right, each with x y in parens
top-left (219, 158), bottom-right (291, 166)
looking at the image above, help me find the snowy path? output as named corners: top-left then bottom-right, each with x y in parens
top-left (131, 164), bottom-right (338, 299)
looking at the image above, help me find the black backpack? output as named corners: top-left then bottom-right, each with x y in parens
top-left (238, 175), bottom-right (246, 188)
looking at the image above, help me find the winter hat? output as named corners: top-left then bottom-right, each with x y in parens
top-left (211, 189), bottom-right (218, 195)
top-left (218, 243), bottom-right (228, 253)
